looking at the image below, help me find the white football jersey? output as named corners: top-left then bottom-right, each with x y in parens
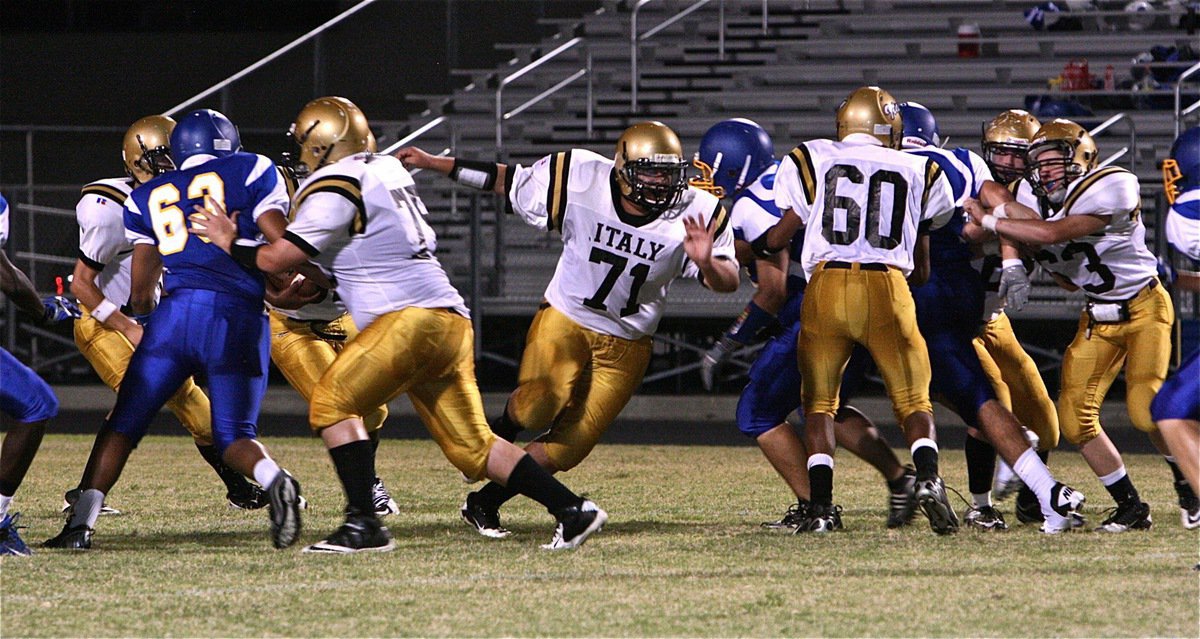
top-left (285, 153), bottom-right (468, 331)
top-left (731, 163), bottom-right (781, 245)
top-left (267, 165), bottom-right (346, 322)
top-left (76, 177), bottom-right (151, 309)
top-left (1166, 188), bottom-right (1200, 263)
top-left (1014, 167), bottom-right (1157, 301)
top-left (775, 136), bottom-right (956, 278)
top-left (506, 149), bottom-right (735, 340)
top-left (0, 193), bottom-right (8, 248)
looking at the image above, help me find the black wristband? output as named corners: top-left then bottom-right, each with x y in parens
top-left (230, 241), bottom-right (261, 270)
top-left (450, 158), bottom-right (499, 191)
top-left (749, 233), bottom-right (780, 259)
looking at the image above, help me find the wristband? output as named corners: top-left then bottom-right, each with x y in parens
top-left (992, 203), bottom-right (1009, 219)
top-left (1001, 258), bottom-right (1024, 270)
top-left (90, 298), bottom-right (119, 323)
top-left (749, 233), bottom-right (781, 259)
top-left (231, 240), bottom-right (262, 270)
top-left (450, 159), bottom-right (498, 191)
top-left (981, 214), bottom-right (999, 232)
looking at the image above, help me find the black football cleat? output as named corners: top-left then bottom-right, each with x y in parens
top-left (303, 509), bottom-right (394, 554)
top-left (372, 477), bottom-right (400, 517)
top-left (796, 503), bottom-right (843, 534)
top-left (916, 477), bottom-right (959, 535)
top-left (963, 505), bottom-right (1008, 531)
top-left (761, 501), bottom-right (810, 530)
top-left (42, 524), bottom-right (93, 550)
top-left (267, 470), bottom-right (302, 549)
top-left (227, 483), bottom-right (270, 510)
top-left (61, 488), bottom-right (121, 517)
top-left (460, 492), bottom-right (512, 539)
top-left (1096, 500), bottom-right (1152, 533)
top-left (887, 468), bottom-right (918, 529)
top-left (542, 499), bottom-right (607, 550)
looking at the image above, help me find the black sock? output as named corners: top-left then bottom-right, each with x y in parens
top-left (1167, 458), bottom-right (1197, 499)
top-left (1016, 484), bottom-right (1037, 506)
top-left (504, 454), bottom-right (579, 514)
top-left (490, 403), bottom-right (522, 442)
top-left (886, 469), bottom-right (912, 494)
top-left (1104, 474), bottom-right (1140, 506)
top-left (1166, 457), bottom-right (1187, 484)
top-left (368, 430), bottom-right (380, 455)
top-left (328, 440), bottom-right (376, 515)
top-left (195, 444), bottom-right (252, 493)
top-left (473, 481), bottom-right (519, 512)
top-left (808, 463), bottom-right (833, 506)
top-left (964, 435), bottom-right (996, 496)
top-left (912, 446), bottom-right (939, 481)
top-left (1037, 449), bottom-right (1049, 464)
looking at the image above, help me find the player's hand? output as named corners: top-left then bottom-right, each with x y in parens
top-left (963, 198), bottom-right (987, 225)
top-left (265, 273), bottom-right (326, 310)
top-left (394, 147), bottom-right (436, 171)
top-left (122, 323), bottom-right (144, 348)
top-left (188, 195), bottom-right (239, 252)
top-left (683, 215), bottom-right (715, 267)
top-left (41, 295), bottom-right (81, 324)
top-left (700, 336), bottom-right (739, 392)
top-left (998, 264), bottom-right (1031, 311)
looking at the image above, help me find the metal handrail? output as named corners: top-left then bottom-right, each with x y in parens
top-left (1096, 147), bottom-right (1128, 169)
top-left (163, 0), bottom-right (380, 116)
top-left (1177, 61), bottom-right (1200, 136)
top-left (495, 36), bottom-right (593, 159)
top-left (630, 0), bottom-right (716, 111)
top-left (1088, 113), bottom-right (1136, 174)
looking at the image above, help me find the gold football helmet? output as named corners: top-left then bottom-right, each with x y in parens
top-left (836, 86), bottom-right (902, 149)
top-left (614, 121), bottom-right (690, 216)
top-left (981, 109), bottom-right (1041, 185)
top-left (366, 130), bottom-right (377, 153)
top-left (1026, 119), bottom-right (1098, 202)
top-left (123, 115), bottom-right (176, 184)
top-left (288, 96), bottom-right (371, 177)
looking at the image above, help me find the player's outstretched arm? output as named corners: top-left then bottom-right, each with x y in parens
top-left (395, 147), bottom-right (510, 196)
top-left (188, 197), bottom-right (309, 275)
top-left (684, 215), bottom-right (739, 292)
top-left (0, 249), bottom-right (47, 320)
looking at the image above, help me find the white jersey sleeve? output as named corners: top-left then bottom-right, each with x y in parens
top-left (682, 201), bottom-right (735, 279)
top-left (921, 161), bottom-right (956, 232)
top-left (246, 154), bottom-right (290, 222)
top-left (122, 196), bottom-right (155, 246)
top-left (283, 190), bottom-right (356, 255)
top-left (1166, 189), bottom-right (1200, 263)
top-left (734, 164), bottom-right (782, 244)
top-left (0, 194), bottom-right (8, 248)
top-left (505, 154), bottom-right (554, 231)
top-left (774, 143), bottom-right (816, 222)
top-left (77, 181), bottom-right (132, 268)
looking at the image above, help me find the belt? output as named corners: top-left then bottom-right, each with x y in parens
top-left (823, 261), bottom-right (889, 272)
top-left (1085, 277), bottom-right (1159, 304)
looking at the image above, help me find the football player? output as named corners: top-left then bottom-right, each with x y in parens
top-left (693, 118), bottom-right (918, 532)
top-left (1151, 125), bottom-right (1200, 530)
top-left (44, 109), bottom-right (304, 550)
top-left (0, 191), bottom-right (79, 555)
top-left (968, 118), bottom-right (1183, 532)
top-left (974, 109), bottom-right (1063, 526)
top-left (263, 104), bottom-right (398, 518)
top-left (67, 114), bottom-right (268, 514)
top-left (900, 102), bottom-right (1084, 533)
top-left (754, 86), bottom-right (961, 534)
top-left (194, 97), bottom-right (608, 553)
top-left (397, 120), bottom-right (739, 539)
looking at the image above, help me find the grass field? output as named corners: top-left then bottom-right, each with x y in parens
top-left (2, 434), bottom-right (1197, 637)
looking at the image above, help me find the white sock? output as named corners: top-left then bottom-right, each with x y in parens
top-left (1013, 448), bottom-right (1056, 508)
top-left (910, 437), bottom-right (937, 455)
top-left (0, 494), bottom-right (11, 519)
top-left (70, 489), bottom-right (106, 529)
top-left (1098, 466), bottom-right (1127, 487)
top-left (807, 453), bottom-right (834, 469)
top-left (253, 458), bottom-right (281, 489)
top-left (994, 459), bottom-right (1016, 485)
top-left (972, 492), bottom-right (992, 508)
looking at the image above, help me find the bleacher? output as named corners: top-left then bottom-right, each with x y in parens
top-left (387, 0), bottom-right (1197, 320)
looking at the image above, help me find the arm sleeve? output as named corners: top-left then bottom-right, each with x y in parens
top-left (683, 201), bottom-right (737, 278)
top-left (76, 196), bottom-right (125, 268)
top-left (283, 191), bottom-right (357, 256)
top-left (506, 155), bottom-right (553, 231)
top-left (733, 196), bottom-right (782, 246)
top-left (122, 197), bottom-right (156, 246)
top-left (1064, 170), bottom-right (1139, 218)
top-left (773, 149), bottom-right (810, 220)
top-left (246, 155), bottom-right (289, 221)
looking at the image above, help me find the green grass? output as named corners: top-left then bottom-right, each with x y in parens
top-left (2, 434), bottom-right (1197, 637)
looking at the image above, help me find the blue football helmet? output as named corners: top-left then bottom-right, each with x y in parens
top-left (170, 109), bottom-right (242, 165)
top-left (1164, 126), bottom-right (1200, 204)
top-left (899, 102), bottom-right (941, 149)
top-left (692, 118), bottom-right (775, 198)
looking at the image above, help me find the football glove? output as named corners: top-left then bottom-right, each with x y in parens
top-left (41, 296), bottom-right (81, 324)
top-left (998, 264), bottom-right (1031, 312)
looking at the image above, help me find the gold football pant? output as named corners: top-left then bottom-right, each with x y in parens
top-left (974, 311), bottom-right (1060, 449)
top-left (268, 310), bottom-right (387, 433)
top-left (507, 304), bottom-right (652, 472)
top-left (74, 307), bottom-right (213, 445)
top-left (799, 262), bottom-right (933, 425)
top-left (1058, 282), bottom-right (1173, 445)
top-left (309, 307), bottom-right (494, 480)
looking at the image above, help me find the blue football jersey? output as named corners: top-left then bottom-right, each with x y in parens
top-left (124, 152), bottom-right (288, 301)
top-left (908, 147), bottom-right (974, 266)
top-left (0, 191), bottom-right (9, 248)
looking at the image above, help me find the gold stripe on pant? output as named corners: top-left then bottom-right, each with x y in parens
top-left (507, 305), bottom-right (652, 472)
top-left (308, 307), bottom-right (494, 480)
top-left (268, 310), bottom-right (387, 432)
top-left (74, 308), bottom-right (213, 444)
top-left (798, 262), bottom-right (933, 425)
